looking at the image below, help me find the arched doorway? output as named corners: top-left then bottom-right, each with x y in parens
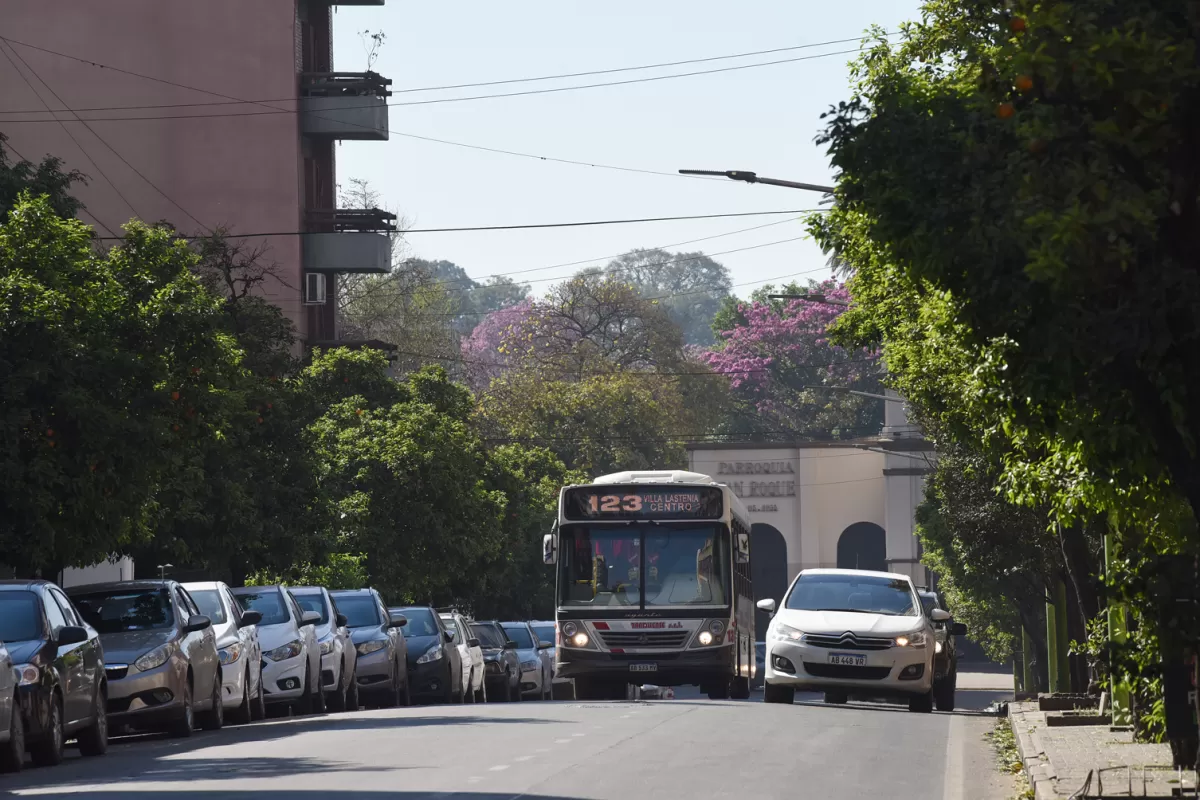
top-left (751, 523), bottom-right (788, 639)
top-left (837, 522), bottom-right (887, 572)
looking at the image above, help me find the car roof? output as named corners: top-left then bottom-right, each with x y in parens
top-left (229, 584), bottom-right (282, 593)
top-left (181, 581), bottom-right (224, 591)
top-left (288, 586), bottom-right (325, 594)
top-left (799, 568), bottom-right (914, 582)
top-left (0, 579), bottom-right (51, 591)
top-left (330, 588), bottom-right (376, 595)
top-left (66, 580), bottom-right (172, 593)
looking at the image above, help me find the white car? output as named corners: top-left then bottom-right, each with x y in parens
top-left (759, 568), bottom-right (947, 713)
top-left (230, 586), bottom-right (323, 715)
top-left (440, 612), bottom-right (484, 703)
top-left (184, 581), bottom-right (265, 724)
top-left (292, 587), bottom-right (358, 712)
top-left (0, 640), bottom-right (22, 773)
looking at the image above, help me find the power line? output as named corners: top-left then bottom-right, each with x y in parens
top-left (1, 42), bottom-right (207, 232)
top-left (0, 34), bottom-right (893, 116)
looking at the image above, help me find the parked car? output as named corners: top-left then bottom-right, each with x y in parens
top-left (529, 620), bottom-right (556, 679)
top-left (330, 589), bottom-right (409, 708)
top-left (0, 580), bottom-right (107, 766)
top-left (759, 568), bottom-right (947, 713)
top-left (1, 640), bottom-right (24, 773)
top-left (439, 611), bottom-right (484, 703)
top-left (292, 587), bottom-right (358, 712)
top-left (752, 641), bottom-right (766, 690)
top-left (501, 621), bottom-right (553, 700)
top-left (469, 620), bottom-right (521, 702)
top-left (229, 585), bottom-right (322, 715)
top-left (394, 606), bottom-right (463, 704)
top-left (69, 580), bottom-right (221, 737)
top-left (183, 581), bottom-right (264, 724)
top-left (919, 589), bottom-right (967, 711)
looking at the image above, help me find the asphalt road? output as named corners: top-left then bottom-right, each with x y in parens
top-left (1, 675), bottom-right (1014, 800)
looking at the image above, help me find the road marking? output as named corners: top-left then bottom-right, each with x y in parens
top-left (514, 755), bottom-right (534, 762)
top-left (489, 765), bottom-right (510, 772)
top-left (942, 713), bottom-right (965, 800)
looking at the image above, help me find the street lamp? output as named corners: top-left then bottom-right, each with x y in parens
top-left (158, 563), bottom-right (173, 580)
top-left (678, 169), bottom-right (835, 195)
top-left (799, 385), bottom-right (903, 403)
top-left (767, 293), bottom-right (849, 307)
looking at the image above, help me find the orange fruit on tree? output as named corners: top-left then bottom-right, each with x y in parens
top-left (1015, 75), bottom-right (1034, 92)
top-left (996, 102), bottom-right (1016, 119)
top-left (1009, 16), bottom-right (1026, 32)
top-left (46, 428), bottom-right (54, 437)
top-left (171, 391), bottom-right (180, 401)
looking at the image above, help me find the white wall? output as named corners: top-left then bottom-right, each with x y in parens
top-left (59, 557), bottom-right (135, 589)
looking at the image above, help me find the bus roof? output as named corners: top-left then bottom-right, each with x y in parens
top-left (591, 470), bottom-right (716, 485)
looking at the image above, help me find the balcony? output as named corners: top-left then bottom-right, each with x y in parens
top-left (300, 72), bottom-right (392, 141)
top-left (302, 208), bottom-right (397, 274)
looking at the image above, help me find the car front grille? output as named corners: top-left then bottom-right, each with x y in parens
top-left (599, 631), bottom-right (690, 649)
top-left (802, 633), bottom-right (894, 651)
top-left (803, 662), bottom-right (892, 680)
top-left (105, 664), bottom-right (129, 681)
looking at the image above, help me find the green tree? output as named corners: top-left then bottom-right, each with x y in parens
top-left (603, 248), bottom-right (731, 346)
top-left (0, 134), bottom-right (85, 220)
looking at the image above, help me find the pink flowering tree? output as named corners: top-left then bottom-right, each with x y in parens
top-left (460, 300), bottom-right (534, 391)
top-left (704, 279), bottom-right (884, 438)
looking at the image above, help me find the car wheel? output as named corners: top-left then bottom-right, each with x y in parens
top-left (252, 673), bottom-right (266, 721)
top-left (198, 673), bottom-right (224, 731)
top-left (823, 690), bottom-right (848, 705)
top-left (730, 676), bottom-right (751, 700)
top-left (477, 676), bottom-right (487, 704)
top-left (509, 673), bottom-right (521, 702)
top-left (77, 683), bottom-right (109, 756)
top-left (934, 670), bottom-right (956, 712)
top-left (0, 694), bottom-right (25, 773)
top-left (30, 693), bottom-right (65, 767)
top-left (706, 679), bottom-right (731, 700)
top-left (542, 671), bottom-right (552, 701)
top-left (295, 668), bottom-right (313, 716)
top-left (346, 671), bottom-right (359, 712)
top-left (169, 678), bottom-right (195, 738)
top-left (908, 690), bottom-right (934, 713)
top-left (763, 682), bottom-right (795, 705)
top-left (401, 674), bottom-right (412, 708)
top-left (329, 668), bottom-right (347, 713)
top-left (231, 670), bottom-right (253, 725)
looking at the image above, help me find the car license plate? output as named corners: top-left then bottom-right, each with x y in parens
top-left (629, 663), bottom-right (657, 673)
top-left (828, 652), bottom-right (866, 667)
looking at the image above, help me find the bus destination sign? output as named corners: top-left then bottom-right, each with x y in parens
top-left (563, 486), bottom-right (723, 521)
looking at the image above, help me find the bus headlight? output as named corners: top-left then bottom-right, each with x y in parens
top-left (709, 620), bottom-right (725, 638)
top-left (571, 632), bottom-right (589, 648)
top-left (698, 631), bottom-right (714, 646)
top-left (561, 622), bottom-right (579, 638)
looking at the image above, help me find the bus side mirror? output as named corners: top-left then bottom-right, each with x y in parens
top-left (543, 533), bottom-right (557, 565)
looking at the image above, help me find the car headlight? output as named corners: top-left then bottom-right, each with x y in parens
top-left (520, 659), bottom-right (538, 670)
top-left (134, 644), bottom-right (173, 672)
top-left (416, 645), bottom-right (443, 664)
top-left (15, 664), bottom-right (39, 686)
top-left (265, 639), bottom-right (303, 662)
top-left (894, 631), bottom-right (928, 648)
top-left (219, 643), bottom-right (243, 665)
top-left (770, 623), bottom-right (804, 643)
top-left (356, 639), bottom-right (387, 656)
top-left (319, 636), bottom-right (335, 655)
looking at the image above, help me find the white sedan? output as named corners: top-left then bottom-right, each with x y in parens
top-left (760, 568), bottom-right (946, 713)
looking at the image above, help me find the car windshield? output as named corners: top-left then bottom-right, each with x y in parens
top-left (73, 588), bottom-right (174, 633)
top-left (503, 625), bottom-right (534, 649)
top-left (332, 595), bottom-right (380, 628)
top-left (0, 592), bottom-right (45, 642)
top-left (399, 608), bottom-right (438, 638)
top-left (188, 590), bottom-right (228, 625)
top-left (230, 589), bottom-right (289, 626)
top-left (919, 594), bottom-right (938, 616)
top-left (292, 593), bottom-right (330, 624)
top-left (786, 574), bottom-right (918, 617)
top-left (440, 616), bottom-right (458, 636)
top-left (471, 624), bottom-right (506, 649)
top-left (559, 524), bottom-right (729, 608)
top-left (530, 624), bottom-right (554, 645)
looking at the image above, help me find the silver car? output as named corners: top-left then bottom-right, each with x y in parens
top-left (68, 580), bottom-right (222, 737)
top-left (330, 589), bottom-right (409, 708)
top-left (183, 581), bottom-right (264, 724)
top-left (291, 587), bottom-right (358, 712)
top-left (0, 640), bottom-right (22, 772)
top-left (501, 621), bottom-right (553, 700)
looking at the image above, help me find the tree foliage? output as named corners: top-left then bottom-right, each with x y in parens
top-left (603, 248), bottom-right (731, 346)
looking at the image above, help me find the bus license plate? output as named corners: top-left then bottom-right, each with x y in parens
top-left (629, 663), bottom-right (658, 673)
top-left (828, 652), bottom-right (866, 667)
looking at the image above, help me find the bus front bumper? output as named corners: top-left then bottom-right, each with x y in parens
top-left (557, 645), bottom-right (733, 686)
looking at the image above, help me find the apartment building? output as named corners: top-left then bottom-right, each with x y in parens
top-left (0, 0), bottom-right (394, 347)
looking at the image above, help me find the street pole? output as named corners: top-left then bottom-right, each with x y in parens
top-left (678, 169), bottom-right (835, 195)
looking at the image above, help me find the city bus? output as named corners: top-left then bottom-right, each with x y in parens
top-left (542, 470), bottom-right (755, 700)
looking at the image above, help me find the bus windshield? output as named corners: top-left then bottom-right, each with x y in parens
top-left (559, 524), bottom-right (728, 608)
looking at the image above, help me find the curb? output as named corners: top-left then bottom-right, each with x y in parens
top-left (1009, 703), bottom-right (1065, 800)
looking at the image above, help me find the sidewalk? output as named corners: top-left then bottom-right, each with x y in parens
top-left (1009, 701), bottom-right (1197, 798)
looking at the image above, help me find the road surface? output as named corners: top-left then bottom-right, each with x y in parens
top-left (1, 674), bottom-right (1014, 800)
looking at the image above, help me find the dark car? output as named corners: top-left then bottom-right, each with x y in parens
top-left (330, 589), bottom-right (409, 708)
top-left (393, 606), bottom-right (465, 704)
top-left (919, 589), bottom-right (967, 712)
top-left (68, 580), bottom-right (222, 738)
top-left (469, 620), bottom-right (521, 702)
top-left (0, 580), bottom-right (108, 766)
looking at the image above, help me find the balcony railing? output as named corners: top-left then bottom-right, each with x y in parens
top-left (303, 208), bottom-right (397, 274)
top-left (300, 72), bottom-right (392, 141)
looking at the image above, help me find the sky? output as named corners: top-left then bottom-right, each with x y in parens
top-left (330, 1), bottom-right (921, 300)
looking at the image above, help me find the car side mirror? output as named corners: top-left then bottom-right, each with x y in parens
top-left (443, 630), bottom-right (455, 643)
top-left (56, 625), bottom-right (88, 647)
top-left (186, 614), bottom-right (212, 633)
top-left (468, 638), bottom-right (480, 648)
top-left (756, 598), bottom-right (777, 614)
top-left (301, 611), bottom-right (321, 626)
top-left (239, 609), bottom-right (263, 627)
top-left (389, 614), bottom-right (407, 628)
top-left (503, 641), bottom-right (518, 651)
top-left (930, 608), bottom-right (951, 623)
top-left (543, 532), bottom-right (557, 565)
top-left (336, 613), bottom-right (348, 628)
top-left (538, 641), bottom-right (553, 650)
top-left (950, 622), bottom-right (968, 637)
